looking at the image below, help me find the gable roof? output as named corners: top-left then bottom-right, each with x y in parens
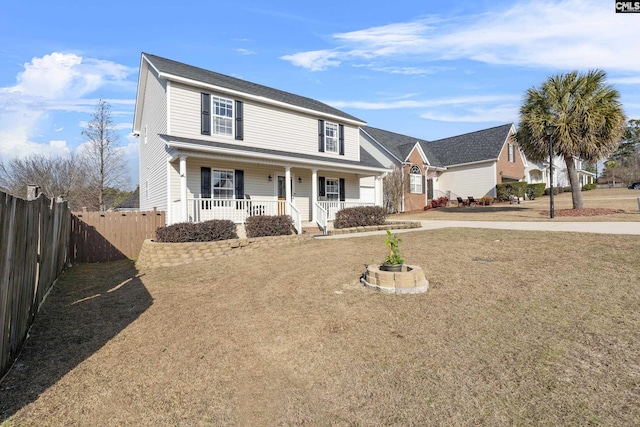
top-left (426, 123), bottom-right (515, 167)
top-left (361, 126), bottom-right (445, 167)
top-left (141, 53), bottom-right (364, 124)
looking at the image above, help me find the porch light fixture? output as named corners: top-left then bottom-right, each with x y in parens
top-left (268, 174), bottom-right (272, 182)
top-left (545, 122), bottom-right (556, 219)
top-left (298, 177), bottom-right (302, 183)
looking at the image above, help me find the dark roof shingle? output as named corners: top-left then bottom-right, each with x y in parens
top-left (364, 124), bottom-right (514, 168)
top-left (427, 123), bottom-right (514, 166)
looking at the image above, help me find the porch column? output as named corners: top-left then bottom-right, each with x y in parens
top-left (180, 155), bottom-right (188, 222)
top-left (285, 166), bottom-right (291, 215)
top-left (374, 174), bottom-right (382, 207)
top-left (311, 168), bottom-right (318, 222)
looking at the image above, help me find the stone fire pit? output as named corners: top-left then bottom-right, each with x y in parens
top-left (361, 264), bottom-right (429, 294)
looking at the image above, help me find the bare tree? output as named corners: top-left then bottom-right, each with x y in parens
top-left (383, 165), bottom-right (403, 213)
top-left (81, 99), bottom-right (128, 211)
top-left (0, 154), bottom-right (92, 209)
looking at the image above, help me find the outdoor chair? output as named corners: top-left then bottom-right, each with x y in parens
top-left (467, 196), bottom-right (478, 206)
top-left (457, 196), bottom-right (469, 207)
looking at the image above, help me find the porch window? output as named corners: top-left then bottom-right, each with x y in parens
top-left (213, 97), bottom-right (233, 136)
top-left (325, 178), bottom-right (340, 200)
top-left (213, 169), bottom-right (234, 199)
top-left (409, 165), bottom-right (422, 193)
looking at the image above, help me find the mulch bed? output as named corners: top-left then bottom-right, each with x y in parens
top-left (539, 208), bottom-right (625, 217)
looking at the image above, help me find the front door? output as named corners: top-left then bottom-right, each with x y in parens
top-left (277, 176), bottom-right (294, 215)
top-left (277, 176), bottom-right (286, 215)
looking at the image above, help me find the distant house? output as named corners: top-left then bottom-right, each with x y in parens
top-left (133, 53), bottom-right (388, 232)
top-left (361, 124), bottom-right (525, 211)
top-left (525, 156), bottom-right (595, 189)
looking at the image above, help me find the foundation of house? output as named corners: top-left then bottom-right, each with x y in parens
top-left (361, 264), bottom-right (429, 294)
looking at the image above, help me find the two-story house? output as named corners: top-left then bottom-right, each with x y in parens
top-left (361, 123), bottom-right (526, 211)
top-left (133, 53), bottom-right (389, 232)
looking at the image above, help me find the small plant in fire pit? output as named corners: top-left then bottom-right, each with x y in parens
top-left (381, 230), bottom-right (404, 272)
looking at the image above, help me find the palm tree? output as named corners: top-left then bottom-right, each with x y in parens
top-left (516, 70), bottom-right (626, 209)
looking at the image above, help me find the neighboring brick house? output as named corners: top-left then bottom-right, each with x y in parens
top-left (361, 124), bottom-right (525, 211)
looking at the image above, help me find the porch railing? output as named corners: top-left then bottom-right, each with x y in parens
top-left (173, 198), bottom-right (286, 225)
top-left (315, 202), bottom-right (328, 235)
top-left (288, 202), bottom-right (302, 234)
top-left (316, 201), bottom-right (373, 221)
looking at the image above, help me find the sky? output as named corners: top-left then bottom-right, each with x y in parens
top-left (1, 0), bottom-right (639, 189)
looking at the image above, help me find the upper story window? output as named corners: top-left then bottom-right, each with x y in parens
top-left (409, 165), bottom-right (422, 194)
top-left (201, 93), bottom-right (243, 140)
top-left (325, 122), bottom-right (338, 153)
top-left (508, 143), bottom-right (515, 162)
top-left (213, 97), bottom-right (233, 135)
top-left (318, 120), bottom-right (344, 155)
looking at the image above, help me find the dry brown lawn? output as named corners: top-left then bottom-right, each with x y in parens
top-left (1, 225), bottom-right (640, 426)
top-left (396, 187), bottom-right (640, 222)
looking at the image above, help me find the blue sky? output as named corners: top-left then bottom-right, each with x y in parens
top-left (1, 0), bottom-right (639, 189)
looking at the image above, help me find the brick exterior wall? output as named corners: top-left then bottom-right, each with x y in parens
top-left (403, 149), bottom-right (427, 212)
top-left (496, 140), bottom-right (526, 182)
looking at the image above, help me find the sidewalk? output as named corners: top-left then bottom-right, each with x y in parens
top-left (319, 220), bottom-right (640, 239)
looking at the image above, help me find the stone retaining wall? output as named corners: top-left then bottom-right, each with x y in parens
top-left (136, 234), bottom-right (310, 269)
top-left (327, 221), bottom-right (421, 236)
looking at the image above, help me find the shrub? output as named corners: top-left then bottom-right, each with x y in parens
top-left (245, 215), bottom-right (293, 237)
top-left (156, 220), bottom-right (238, 243)
top-left (496, 182), bottom-right (528, 201)
top-left (543, 187), bottom-right (563, 195)
top-left (562, 186), bottom-right (572, 193)
top-left (582, 183), bottom-right (597, 191)
top-left (526, 183), bottom-right (546, 199)
top-left (430, 196), bottom-right (449, 208)
top-left (334, 206), bottom-right (386, 229)
top-left (479, 195), bottom-right (494, 205)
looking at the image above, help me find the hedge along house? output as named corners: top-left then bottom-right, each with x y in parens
top-left (362, 123), bottom-right (526, 211)
top-left (133, 53), bottom-right (389, 233)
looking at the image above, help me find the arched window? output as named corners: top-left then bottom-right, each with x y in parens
top-left (409, 165), bottom-right (422, 193)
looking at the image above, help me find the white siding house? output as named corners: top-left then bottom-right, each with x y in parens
top-left (133, 53), bottom-right (389, 232)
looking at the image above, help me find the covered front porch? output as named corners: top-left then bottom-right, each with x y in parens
top-left (167, 152), bottom-right (385, 234)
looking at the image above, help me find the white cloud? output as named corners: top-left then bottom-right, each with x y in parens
top-left (282, 0), bottom-right (640, 73)
top-left (280, 49), bottom-right (342, 71)
top-left (327, 94), bottom-right (520, 110)
top-left (0, 52), bottom-right (135, 163)
top-left (420, 105), bottom-right (520, 123)
top-left (236, 48), bottom-right (256, 55)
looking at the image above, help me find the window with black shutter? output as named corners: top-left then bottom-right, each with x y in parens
top-left (201, 167), bottom-right (211, 198)
top-left (318, 176), bottom-right (326, 197)
top-left (234, 170), bottom-right (244, 199)
top-left (339, 178), bottom-right (346, 201)
top-left (318, 120), bottom-right (325, 152)
top-left (201, 93), bottom-right (211, 135)
top-left (339, 124), bottom-right (344, 155)
top-left (235, 100), bottom-right (243, 140)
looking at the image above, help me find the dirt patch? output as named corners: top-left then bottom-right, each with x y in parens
top-left (2, 229), bottom-right (640, 426)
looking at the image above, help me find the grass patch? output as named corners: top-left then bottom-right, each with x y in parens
top-left (1, 228), bottom-right (639, 425)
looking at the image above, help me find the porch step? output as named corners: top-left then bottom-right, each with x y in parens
top-left (301, 226), bottom-right (323, 236)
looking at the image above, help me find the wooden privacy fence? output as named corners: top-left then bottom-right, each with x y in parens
top-left (0, 191), bottom-right (71, 379)
top-left (70, 209), bottom-right (165, 263)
